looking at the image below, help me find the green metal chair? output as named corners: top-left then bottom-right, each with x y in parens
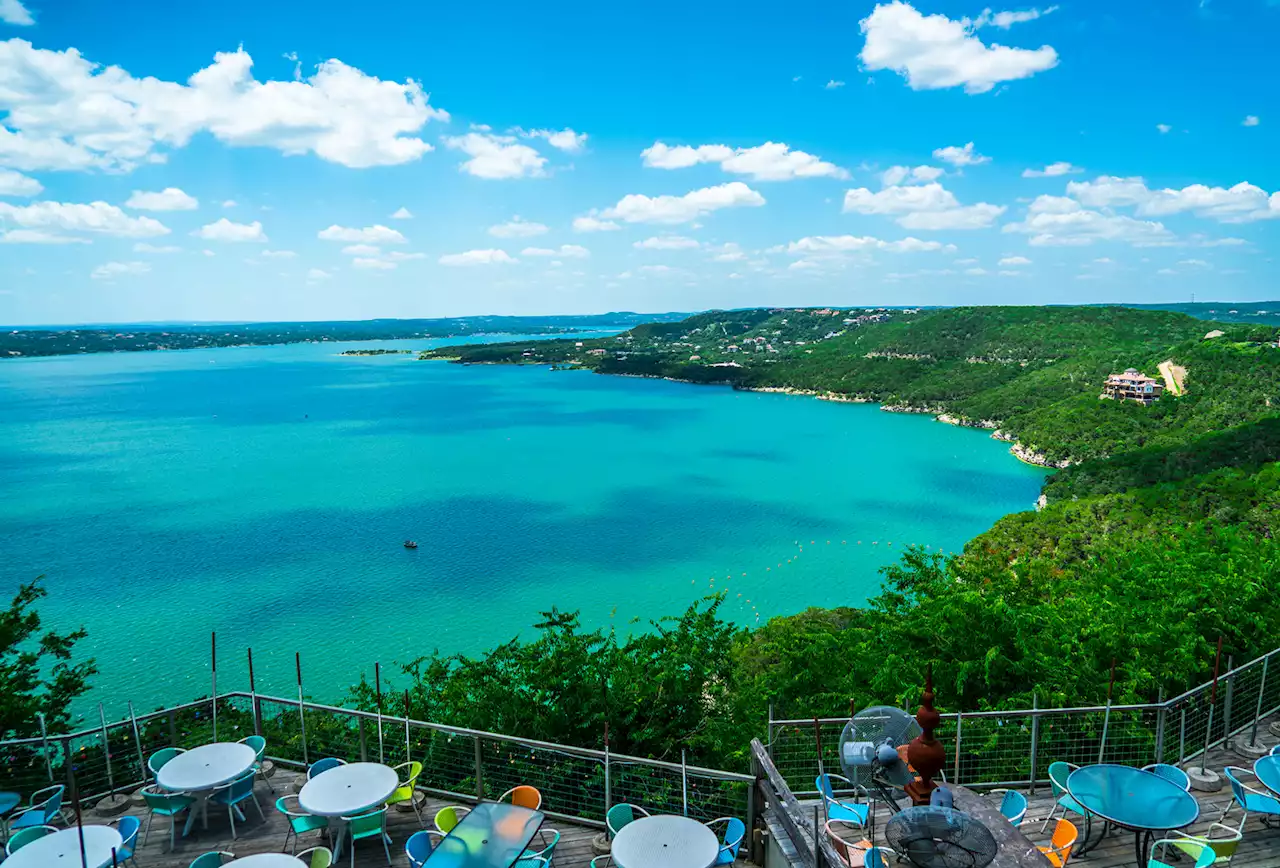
top-left (1167, 823), bottom-right (1244, 866)
top-left (297, 845), bottom-right (335, 868)
top-left (239, 735), bottom-right (275, 793)
top-left (147, 747), bottom-right (186, 781)
top-left (141, 784), bottom-right (197, 852)
top-left (434, 804), bottom-right (470, 834)
top-left (342, 807), bottom-right (391, 866)
top-left (606, 803), bottom-right (650, 836)
top-left (1150, 838), bottom-right (1216, 868)
top-left (388, 760), bottom-right (425, 826)
top-left (187, 852), bottom-right (236, 868)
top-left (5, 824), bottom-right (56, 855)
top-left (277, 794), bottom-right (329, 854)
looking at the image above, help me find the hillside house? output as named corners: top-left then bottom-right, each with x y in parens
top-left (1103, 368), bottom-right (1164, 405)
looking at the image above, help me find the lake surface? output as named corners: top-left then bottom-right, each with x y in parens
top-left (0, 337), bottom-right (1048, 714)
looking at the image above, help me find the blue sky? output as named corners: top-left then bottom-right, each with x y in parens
top-left (0, 0), bottom-right (1276, 324)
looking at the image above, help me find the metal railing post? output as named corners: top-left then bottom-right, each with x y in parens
top-left (358, 718), bottom-right (369, 763)
top-left (767, 702), bottom-right (775, 760)
top-left (1178, 706), bottom-right (1187, 764)
top-left (37, 712), bottom-right (54, 783)
top-left (952, 714), bottom-right (962, 785)
top-left (1028, 695), bottom-right (1039, 794)
top-left (61, 737), bottom-right (76, 792)
top-left (1154, 688), bottom-right (1167, 765)
top-left (98, 704), bottom-right (116, 795)
top-left (1251, 654), bottom-right (1271, 746)
top-left (473, 736), bottom-right (484, 799)
top-left (1224, 656), bottom-right (1235, 749)
top-left (167, 711), bottom-right (177, 748)
top-left (128, 702), bottom-right (146, 785)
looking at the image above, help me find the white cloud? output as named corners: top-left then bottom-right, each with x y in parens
top-left (638, 264), bottom-right (676, 275)
top-left (964, 267), bottom-right (988, 275)
top-left (1066, 175), bottom-right (1280, 223)
top-left (353, 258), bottom-right (395, 270)
top-left (1022, 162), bottom-right (1081, 178)
top-left (489, 217), bottom-right (548, 238)
top-left (307, 268), bottom-right (331, 281)
top-left (998, 255), bottom-right (1032, 266)
top-left (261, 249), bottom-right (295, 259)
top-left (91, 260), bottom-right (150, 280)
top-left (438, 249), bottom-right (517, 266)
top-left (341, 244), bottom-right (380, 256)
top-left (842, 182), bottom-right (1004, 229)
top-left (825, 80), bottom-right (846, 89)
top-left (781, 235), bottom-right (954, 254)
top-left (1242, 115), bottom-right (1260, 127)
top-left (880, 165), bottom-right (944, 186)
top-left (933, 142), bottom-right (991, 166)
top-left (859, 1), bottom-right (1058, 94)
top-left (634, 235), bottom-right (701, 250)
top-left (1002, 194), bottom-right (1175, 246)
top-left (1177, 258), bottom-right (1210, 267)
top-left (0, 200), bottom-right (169, 237)
top-left (521, 244), bottom-right (589, 258)
top-left (133, 242), bottom-right (181, 253)
top-left (573, 216), bottom-right (621, 233)
top-left (125, 187), bottom-right (198, 211)
top-left (0, 168), bottom-right (42, 196)
top-left (221, 200), bottom-right (237, 208)
top-left (390, 207), bottom-right (413, 219)
top-left (976, 5), bottom-right (1058, 28)
top-left (709, 242), bottom-right (745, 262)
top-left (524, 128), bottom-right (587, 153)
top-left (202, 249), bottom-right (214, 256)
top-left (641, 141), bottom-right (847, 181)
top-left (442, 133), bottom-right (547, 179)
top-left (600, 181), bottom-right (765, 225)
top-left (0, 41), bottom-right (448, 173)
top-left (383, 251), bottom-right (425, 262)
top-left (192, 218), bottom-right (266, 242)
top-left (0, 0), bottom-right (34, 26)
top-left (1157, 124), bottom-right (1172, 134)
top-left (318, 224), bottom-right (407, 243)
top-left (0, 229), bottom-right (89, 244)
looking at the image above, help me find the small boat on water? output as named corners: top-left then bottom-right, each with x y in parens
top-left (403, 540), bottom-right (418, 549)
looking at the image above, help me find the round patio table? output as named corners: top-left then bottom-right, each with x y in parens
top-left (298, 761), bottom-right (397, 860)
top-left (157, 742), bottom-right (258, 836)
top-left (2, 824), bottom-right (122, 868)
top-left (1068, 764), bottom-right (1198, 867)
top-left (612, 815), bottom-right (720, 868)
top-left (1254, 755), bottom-right (1280, 796)
top-left (227, 855), bottom-right (305, 866)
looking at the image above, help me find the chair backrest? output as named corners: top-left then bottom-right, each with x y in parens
top-left (1145, 763), bottom-right (1191, 791)
top-left (6, 825), bottom-right (55, 854)
top-left (143, 785), bottom-right (187, 811)
top-left (1050, 818), bottom-right (1078, 859)
top-left (1047, 762), bottom-right (1075, 797)
top-left (406, 831), bottom-right (435, 866)
top-left (297, 846), bottom-right (334, 868)
top-left (721, 817), bottom-right (747, 856)
top-left (537, 829), bottom-right (562, 857)
top-left (999, 789), bottom-right (1028, 826)
top-left (148, 747), bottom-right (184, 776)
top-left (400, 760), bottom-right (423, 786)
top-left (865, 847), bottom-right (892, 868)
top-left (308, 757), bottom-right (346, 779)
top-left (607, 803), bottom-right (641, 835)
top-left (348, 808), bottom-right (387, 835)
top-left (1271, 745), bottom-right (1280, 757)
top-left (824, 819), bottom-right (856, 867)
top-left (188, 852), bottom-right (234, 868)
top-left (589, 857), bottom-right (614, 868)
top-left (225, 771), bottom-right (256, 800)
top-left (435, 805), bottom-right (466, 834)
top-left (118, 814), bottom-right (141, 851)
top-left (239, 735), bottom-right (266, 760)
top-left (1223, 768), bottom-right (1250, 808)
top-left (502, 785), bottom-right (543, 810)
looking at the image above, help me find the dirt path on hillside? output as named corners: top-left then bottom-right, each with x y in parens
top-left (1159, 359), bottom-right (1187, 395)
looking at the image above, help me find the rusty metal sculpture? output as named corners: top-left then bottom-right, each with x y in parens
top-left (905, 664), bottom-right (945, 806)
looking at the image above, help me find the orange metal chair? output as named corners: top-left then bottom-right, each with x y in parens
top-left (499, 786), bottom-right (543, 810)
top-left (1039, 818), bottom-right (1078, 868)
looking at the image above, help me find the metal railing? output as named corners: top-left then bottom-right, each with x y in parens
top-left (769, 645), bottom-right (1280, 795)
top-left (0, 690), bottom-right (754, 831)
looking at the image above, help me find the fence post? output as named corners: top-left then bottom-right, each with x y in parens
top-left (1178, 705), bottom-right (1187, 764)
top-left (603, 723), bottom-right (611, 823)
top-left (1154, 688), bottom-right (1166, 765)
top-left (296, 653), bottom-right (309, 767)
top-left (952, 714), bottom-right (962, 785)
top-left (1028, 695), bottom-right (1039, 795)
top-left (473, 736), bottom-right (484, 799)
top-left (1250, 654), bottom-right (1271, 747)
top-left (167, 711), bottom-right (177, 748)
top-left (358, 718), bottom-right (369, 763)
top-left (128, 702), bottom-right (146, 785)
top-left (61, 737), bottom-right (76, 794)
top-left (248, 648), bottom-right (261, 737)
top-left (1224, 656), bottom-right (1236, 749)
top-left (37, 712), bottom-right (54, 783)
top-left (766, 702), bottom-right (774, 760)
top-left (98, 704), bottom-right (116, 796)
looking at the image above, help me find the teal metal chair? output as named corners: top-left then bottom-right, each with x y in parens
top-left (865, 847), bottom-right (895, 868)
top-left (210, 771), bottom-right (265, 839)
top-left (8, 784), bottom-right (66, 830)
top-left (308, 757), bottom-right (347, 779)
top-left (589, 858), bottom-right (613, 868)
top-left (606, 803), bottom-right (650, 836)
top-left (705, 817), bottom-right (746, 866)
top-left (1144, 763), bottom-right (1191, 791)
top-left (1150, 838), bottom-right (1216, 868)
top-left (239, 735), bottom-right (275, 793)
top-left (148, 747), bottom-right (186, 781)
top-left (187, 852), bottom-right (236, 868)
top-left (816, 774), bottom-right (869, 827)
top-left (405, 830), bottom-right (445, 868)
top-left (342, 807), bottom-right (391, 865)
top-left (297, 845), bottom-right (335, 868)
top-left (991, 788), bottom-right (1028, 826)
top-left (1221, 766), bottom-right (1280, 830)
top-left (114, 814), bottom-right (142, 867)
top-left (524, 828), bottom-right (560, 864)
top-left (1040, 762), bottom-right (1088, 833)
top-left (277, 794), bottom-right (329, 854)
top-left (5, 824), bottom-right (56, 855)
top-left (141, 784), bottom-right (196, 851)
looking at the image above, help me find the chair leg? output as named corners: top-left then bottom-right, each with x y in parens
top-left (283, 826), bottom-right (293, 853)
top-left (382, 831), bottom-right (392, 865)
top-left (170, 814), bottom-right (177, 852)
top-left (229, 804), bottom-right (237, 840)
top-left (252, 792), bottom-right (265, 821)
top-left (143, 813), bottom-right (153, 848)
top-left (1040, 803), bottom-right (1060, 834)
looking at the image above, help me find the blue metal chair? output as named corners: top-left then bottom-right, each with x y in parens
top-left (816, 773), bottom-right (870, 827)
top-left (1144, 763), bottom-right (1191, 791)
top-left (865, 847), bottom-right (895, 868)
top-left (115, 814), bottom-right (142, 867)
top-left (991, 789), bottom-right (1028, 826)
top-left (705, 817), bottom-right (746, 866)
top-left (606, 803), bottom-right (650, 836)
top-left (148, 747), bottom-right (186, 781)
top-left (1271, 745), bottom-right (1280, 757)
top-left (187, 852), bottom-right (236, 868)
top-left (405, 830), bottom-right (444, 868)
top-left (1040, 762), bottom-right (1087, 833)
top-left (1149, 838), bottom-right (1216, 868)
top-left (307, 757), bottom-right (347, 779)
top-left (210, 771), bottom-right (265, 839)
top-left (239, 735), bottom-right (275, 793)
top-left (1221, 766), bottom-right (1280, 831)
top-left (8, 784), bottom-right (66, 830)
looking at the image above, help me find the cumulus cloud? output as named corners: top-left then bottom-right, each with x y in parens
top-left (1157, 124), bottom-right (1172, 134)
top-left (442, 132), bottom-right (547, 179)
top-left (841, 182), bottom-right (1005, 229)
top-left (634, 235), bottom-right (701, 250)
top-left (0, 168), bottom-right (41, 196)
top-left (1066, 175), bottom-right (1280, 223)
top-left (438, 249), bottom-right (517, 266)
top-left (1002, 194), bottom-right (1175, 246)
top-left (192, 218), bottom-right (266, 242)
top-left (489, 217), bottom-right (548, 238)
top-left (825, 80), bottom-right (846, 89)
top-left (390, 207), bottom-right (413, 219)
top-left (134, 242), bottom-right (181, 253)
top-left (933, 142), bottom-right (991, 166)
top-left (341, 244), bottom-right (380, 256)
top-left (0, 41), bottom-right (448, 172)
top-left (1022, 162), bottom-right (1081, 178)
top-left (598, 182), bottom-right (765, 225)
top-left (880, 165), bottom-right (944, 186)
top-left (859, 1), bottom-right (1059, 94)
top-left (261, 249), bottom-right (295, 258)
top-left (523, 128), bottom-right (587, 153)
top-left (1242, 115), bottom-right (1260, 127)
top-left (780, 235), bottom-right (955, 255)
top-left (125, 187), bottom-right (199, 211)
top-left (520, 244), bottom-right (589, 258)
top-left (0, 0), bottom-right (34, 26)
top-left (0, 200), bottom-right (170, 237)
top-left (318, 224), bottom-right (407, 243)
top-left (307, 268), bottom-right (331, 281)
top-left (641, 142), bottom-right (848, 181)
top-left (573, 216), bottom-right (621, 233)
top-left (998, 255), bottom-right (1032, 266)
top-left (91, 260), bottom-right (150, 280)
top-left (0, 229), bottom-right (90, 244)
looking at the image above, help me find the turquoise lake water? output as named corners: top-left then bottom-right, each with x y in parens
top-left (0, 337), bottom-right (1048, 715)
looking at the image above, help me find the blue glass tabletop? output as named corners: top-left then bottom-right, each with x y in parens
top-left (0, 792), bottom-right (20, 814)
top-left (425, 802), bottom-right (545, 868)
top-left (1068, 765), bottom-right (1199, 831)
top-left (1254, 755), bottom-right (1280, 796)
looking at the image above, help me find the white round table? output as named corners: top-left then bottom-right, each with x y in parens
top-left (3, 825), bottom-right (122, 868)
top-left (156, 742), bottom-right (257, 835)
top-left (298, 762), bottom-right (398, 860)
top-left (227, 855), bottom-right (305, 866)
top-left (612, 815), bottom-right (720, 868)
